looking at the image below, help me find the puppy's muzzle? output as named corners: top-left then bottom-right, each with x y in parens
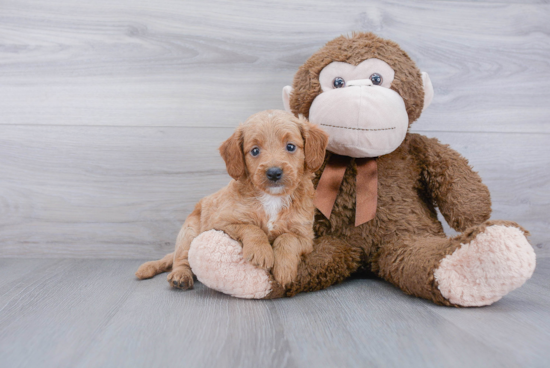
top-left (266, 167), bottom-right (283, 183)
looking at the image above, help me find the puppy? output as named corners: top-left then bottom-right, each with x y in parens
top-left (135, 110), bottom-right (328, 289)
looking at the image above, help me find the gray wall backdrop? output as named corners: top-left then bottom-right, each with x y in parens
top-left (1, 0), bottom-right (549, 258)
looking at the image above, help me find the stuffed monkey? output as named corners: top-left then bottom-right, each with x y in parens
top-left (185, 33), bottom-right (536, 306)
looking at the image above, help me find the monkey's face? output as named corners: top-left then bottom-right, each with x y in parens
top-left (282, 33), bottom-right (434, 159)
top-left (308, 58), bottom-right (409, 158)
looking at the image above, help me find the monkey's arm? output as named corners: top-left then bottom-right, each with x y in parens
top-left (410, 134), bottom-right (492, 232)
top-left (285, 235), bottom-right (363, 296)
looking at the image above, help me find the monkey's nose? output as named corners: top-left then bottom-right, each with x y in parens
top-left (266, 167), bottom-right (283, 182)
top-left (347, 79), bottom-right (373, 87)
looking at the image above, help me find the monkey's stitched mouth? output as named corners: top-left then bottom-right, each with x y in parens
top-left (320, 124), bottom-right (396, 132)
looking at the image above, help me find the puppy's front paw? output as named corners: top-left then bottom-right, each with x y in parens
top-left (272, 252), bottom-right (299, 288)
top-left (243, 241), bottom-right (274, 270)
top-left (167, 267), bottom-right (194, 290)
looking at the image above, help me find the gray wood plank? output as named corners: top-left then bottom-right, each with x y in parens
top-left (423, 269), bottom-right (550, 368)
top-left (0, 258), bottom-right (60, 289)
top-left (0, 0), bottom-right (548, 134)
top-left (0, 125), bottom-right (231, 257)
top-left (1, 126), bottom-right (548, 258)
top-left (0, 260), bottom-right (139, 368)
top-left (273, 282), bottom-right (509, 368)
top-left (0, 1), bottom-right (548, 257)
top-left (0, 258), bottom-right (549, 368)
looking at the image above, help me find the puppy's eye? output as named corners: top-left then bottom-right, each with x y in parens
top-left (370, 73), bottom-right (383, 86)
top-left (250, 147), bottom-right (260, 157)
top-left (333, 77), bottom-right (345, 88)
top-left (286, 143), bottom-right (296, 152)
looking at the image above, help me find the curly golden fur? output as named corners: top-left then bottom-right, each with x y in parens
top-left (136, 110), bottom-right (328, 289)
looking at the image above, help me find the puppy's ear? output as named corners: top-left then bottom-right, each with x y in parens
top-left (219, 128), bottom-right (245, 180)
top-left (299, 116), bottom-right (329, 171)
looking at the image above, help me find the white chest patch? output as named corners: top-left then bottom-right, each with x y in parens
top-left (258, 193), bottom-right (291, 232)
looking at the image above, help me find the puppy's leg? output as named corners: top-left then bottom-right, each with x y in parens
top-left (272, 233), bottom-right (313, 287)
top-left (167, 205), bottom-right (201, 290)
top-left (135, 252), bottom-right (174, 279)
top-left (222, 224), bottom-right (274, 270)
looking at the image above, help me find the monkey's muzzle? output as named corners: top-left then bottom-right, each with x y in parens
top-left (309, 86), bottom-right (409, 158)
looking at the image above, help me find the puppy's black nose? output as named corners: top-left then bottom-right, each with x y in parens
top-left (266, 167), bottom-right (283, 182)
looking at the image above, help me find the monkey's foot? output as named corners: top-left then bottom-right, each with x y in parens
top-left (188, 230), bottom-right (280, 299)
top-left (434, 224), bottom-right (536, 307)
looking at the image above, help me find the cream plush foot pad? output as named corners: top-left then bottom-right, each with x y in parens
top-left (188, 230), bottom-right (272, 299)
top-left (435, 225), bottom-right (536, 307)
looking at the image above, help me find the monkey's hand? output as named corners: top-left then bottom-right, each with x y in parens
top-left (411, 134), bottom-right (492, 232)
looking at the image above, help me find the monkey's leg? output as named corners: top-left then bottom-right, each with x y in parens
top-left (373, 221), bottom-right (536, 307)
top-left (188, 230), bottom-right (282, 299)
top-left (135, 252), bottom-right (173, 279)
top-left (167, 207), bottom-right (201, 290)
top-left (284, 235), bottom-right (363, 297)
top-left (189, 232), bottom-right (362, 299)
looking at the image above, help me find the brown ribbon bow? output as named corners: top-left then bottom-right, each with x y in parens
top-left (314, 154), bottom-right (378, 227)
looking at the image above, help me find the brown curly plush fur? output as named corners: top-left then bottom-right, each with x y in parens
top-left (262, 32), bottom-right (525, 306)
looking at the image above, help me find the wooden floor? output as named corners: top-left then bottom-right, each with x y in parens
top-left (0, 258), bottom-right (548, 368)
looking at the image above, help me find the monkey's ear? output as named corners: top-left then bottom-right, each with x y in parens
top-left (300, 117), bottom-right (329, 171)
top-left (421, 72), bottom-right (434, 111)
top-left (282, 86), bottom-right (293, 113)
top-left (219, 128), bottom-right (246, 180)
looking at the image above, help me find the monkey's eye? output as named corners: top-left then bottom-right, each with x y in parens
top-left (286, 143), bottom-right (296, 152)
top-left (332, 77), bottom-right (345, 88)
top-left (251, 147), bottom-right (260, 157)
top-left (370, 73), bottom-right (383, 86)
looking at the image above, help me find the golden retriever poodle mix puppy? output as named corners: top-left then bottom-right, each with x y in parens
top-left (136, 110), bottom-right (328, 290)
